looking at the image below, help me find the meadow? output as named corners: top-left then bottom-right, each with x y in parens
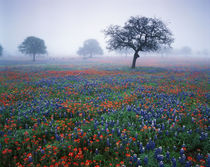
top-left (0, 58), bottom-right (209, 167)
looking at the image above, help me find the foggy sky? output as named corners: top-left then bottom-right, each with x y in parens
top-left (1, 0), bottom-right (210, 56)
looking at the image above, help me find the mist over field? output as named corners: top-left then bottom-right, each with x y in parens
top-left (0, 55), bottom-right (209, 69)
top-left (1, 0), bottom-right (210, 59)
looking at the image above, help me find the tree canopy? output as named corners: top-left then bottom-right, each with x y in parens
top-left (104, 16), bottom-right (174, 68)
top-left (77, 39), bottom-right (103, 58)
top-left (18, 36), bottom-right (47, 61)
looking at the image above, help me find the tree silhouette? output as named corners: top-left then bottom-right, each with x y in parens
top-left (0, 44), bottom-right (2, 56)
top-left (104, 16), bottom-right (174, 68)
top-left (77, 39), bottom-right (103, 58)
top-left (18, 36), bottom-right (47, 61)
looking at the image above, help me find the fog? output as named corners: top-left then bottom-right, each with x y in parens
top-left (1, 0), bottom-right (210, 57)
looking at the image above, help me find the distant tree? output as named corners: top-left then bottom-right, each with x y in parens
top-left (159, 47), bottom-right (173, 57)
top-left (77, 39), bottom-right (103, 58)
top-left (179, 46), bottom-right (192, 55)
top-left (0, 44), bottom-right (2, 56)
top-left (104, 16), bottom-right (174, 68)
top-left (196, 49), bottom-right (209, 56)
top-left (115, 48), bottom-right (133, 57)
top-left (18, 36), bottom-right (47, 61)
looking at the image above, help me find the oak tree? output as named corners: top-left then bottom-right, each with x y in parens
top-left (77, 39), bottom-right (103, 58)
top-left (104, 16), bottom-right (174, 68)
top-left (18, 36), bottom-right (47, 61)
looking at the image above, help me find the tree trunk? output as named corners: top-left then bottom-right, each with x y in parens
top-left (33, 54), bottom-right (36, 62)
top-left (131, 52), bottom-right (139, 69)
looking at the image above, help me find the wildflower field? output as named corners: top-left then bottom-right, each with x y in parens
top-left (0, 62), bottom-right (209, 167)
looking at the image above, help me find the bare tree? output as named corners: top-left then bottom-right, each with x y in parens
top-left (104, 16), bottom-right (174, 68)
top-left (18, 36), bottom-right (47, 61)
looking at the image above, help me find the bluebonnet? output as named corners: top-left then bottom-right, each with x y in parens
top-left (144, 156), bottom-right (148, 165)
